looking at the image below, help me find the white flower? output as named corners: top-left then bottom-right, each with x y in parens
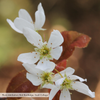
top-left (7, 3), bottom-right (45, 34)
top-left (18, 28), bottom-right (64, 71)
top-left (49, 67), bottom-right (95, 100)
top-left (22, 63), bottom-right (55, 89)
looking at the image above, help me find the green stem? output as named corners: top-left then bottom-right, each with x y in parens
top-left (54, 68), bottom-right (63, 78)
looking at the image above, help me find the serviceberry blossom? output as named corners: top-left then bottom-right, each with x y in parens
top-left (7, 3), bottom-right (45, 34)
top-left (18, 28), bottom-right (64, 71)
top-left (49, 67), bottom-right (95, 100)
top-left (22, 63), bottom-right (55, 89)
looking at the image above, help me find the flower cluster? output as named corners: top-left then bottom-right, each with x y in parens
top-left (7, 3), bottom-right (95, 100)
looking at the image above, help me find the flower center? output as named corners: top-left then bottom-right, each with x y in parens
top-left (35, 43), bottom-right (52, 60)
top-left (40, 72), bottom-right (54, 87)
top-left (42, 47), bottom-right (49, 55)
top-left (60, 77), bottom-right (73, 90)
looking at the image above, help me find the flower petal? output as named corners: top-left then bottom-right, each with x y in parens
top-left (69, 75), bottom-right (87, 82)
top-left (22, 63), bottom-right (43, 76)
top-left (34, 3), bottom-right (45, 30)
top-left (55, 77), bottom-right (65, 86)
top-left (51, 46), bottom-right (63, 60)
top-left (63, 67), bottom-right (75, 76)
top-left (43, 84), bottom-right (55, 89)
top-left (19, 9), bottom-right (33, 23)
top-left (71, 81), bottom-right (95, 98)
top-left (60, 89), bottom-right (71, 100)
top-left (23, 27), bottom-right (43, 48)
top-left (36, 60), bottom-right (55, 71)
top-left (17, 52), bottom-right (39, 64)
top-left (14, 18), bottom-right (34, 32)
top-left (26, 73), bottom-right (42, 86)
top-left (48, 30), bottom-right (64, 48)
top-left (54, 67), bottom-right (75, 80)
top-left (53, 74), bottom-right (61, 81)
top-left (6, 19), bottom-right (22, 33)
top-left (49, 86), bottom-right (60, 100)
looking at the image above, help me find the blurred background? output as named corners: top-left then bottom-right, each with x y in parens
top-left (0, 0), bottom-right (100, 100)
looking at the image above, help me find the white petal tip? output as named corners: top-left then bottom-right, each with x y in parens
top-left (91, 92), bottom-right (95, 98)
top-left (84, 79), bottom-right (87, 82)
top-left (6, 19), bottom-right (11, 23)
top-left (80, 78), bottom-right (87, 82)
top-left (6, 19), bottom-right (9, 22)
top-left (19, 9), bottom-right (24, 11)
top-left (38, 2), bottom-right (42, 7)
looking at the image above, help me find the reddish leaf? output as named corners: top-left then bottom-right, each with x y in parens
top-left (57, 59), bottom-right (67, 68)
top-left (48, 90), bottom-right (60, 100)
top-left (53, 60), bottom-right (67, 73)
top-left (70, 33), bottom-right (91, 48)
top-left (52, 91), bottom-right (60, 100)
top-left (6, 70), bottom-right (38, 100)
top-left (56, 31), bottom-right (91, 63)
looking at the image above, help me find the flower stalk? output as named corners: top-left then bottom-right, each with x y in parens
top-left (54, 68), bottom-right (63, 78)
